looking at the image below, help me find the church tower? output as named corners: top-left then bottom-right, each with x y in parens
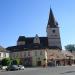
top-left (46, 8), bottom-right (62, 49)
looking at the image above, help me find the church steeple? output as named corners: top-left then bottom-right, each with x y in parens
top-left (47, 8), bottom-right (58, 28)
top-left (47, 8), bottom-right (62, 50)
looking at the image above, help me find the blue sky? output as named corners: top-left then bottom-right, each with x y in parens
top-left (0, 0), bottom-right (75, 49)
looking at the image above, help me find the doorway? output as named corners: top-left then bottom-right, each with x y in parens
top-left (37, 61), bottom-right (41, 66)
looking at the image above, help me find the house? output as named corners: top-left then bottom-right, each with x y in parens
top-left (61, 50), bottom-right (75, 65)
top-left (0, 46), bottom-right (9, 64)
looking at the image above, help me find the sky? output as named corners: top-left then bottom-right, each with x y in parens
top-left (0, 0), bottom-right (75, 49)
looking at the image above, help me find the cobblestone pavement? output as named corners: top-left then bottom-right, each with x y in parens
top-left (0, 66), bottom-right (75, 75)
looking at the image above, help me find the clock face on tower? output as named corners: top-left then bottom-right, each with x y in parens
top-left (52, 30), bottom-right (55, 33)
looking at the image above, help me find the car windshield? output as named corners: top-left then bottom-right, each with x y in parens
top-left (18, 65), bottom-right (23, 67)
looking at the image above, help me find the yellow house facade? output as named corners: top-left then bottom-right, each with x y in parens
top-left (9, 49), bottom-right (47, 67)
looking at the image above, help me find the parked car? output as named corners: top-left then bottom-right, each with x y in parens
top-left (6, 65), bottom-right (19, 71)
top-left (1, 66), bottom-right (8, 70)
top-left (18, 65), bottom-right (25, 70)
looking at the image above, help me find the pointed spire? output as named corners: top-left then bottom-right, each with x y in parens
top-left (47, 8), bottom-right (58, 28)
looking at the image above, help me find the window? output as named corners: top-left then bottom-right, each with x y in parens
top-left (28, 51), bottom-right (30, 56)
top-left (3, 52), bottom-right (6, 57)
top-left (13, 52), bottom-right (16, 58)
top-left (35, 51), bottom-right (37, 56)
top-left (16, 52), bottom-right (18, 58)
top-left (20, 52), bottom-right (22, 58)
top-left (24, 52), bottom-right (26, 57)
top-left (40, 51), bottom-right (42, 55)
top-left (0, 53), bottom-right (1, 57)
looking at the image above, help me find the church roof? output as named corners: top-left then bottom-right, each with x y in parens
top-left (17, 36), bottom-right (26, 42)
top-left (0, 46), bottom-right (8, 52)
top-left (47, 8), bottom-right (58, 28)
top-left (6, 37), bottom-right (61, 52)
top-left (6, 37), bottom-right (48, 52)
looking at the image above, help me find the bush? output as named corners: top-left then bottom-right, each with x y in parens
top-left (1, 58), bottom-right (11, 66)
top-left (11, 59), bottom-right (20, 65)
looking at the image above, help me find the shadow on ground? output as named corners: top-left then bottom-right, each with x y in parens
top-left (60, 71), bottom-right (75, 74)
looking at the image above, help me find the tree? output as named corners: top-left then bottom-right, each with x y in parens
top-left (65, 44), bottom-right (75, 52)
top-left (1, 58), bottom-right (11, 66)
top-left (11, 59), bottom-right (20, 65)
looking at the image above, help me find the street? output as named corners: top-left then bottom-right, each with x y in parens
top-left (0, 66), bottom-right (75, 75)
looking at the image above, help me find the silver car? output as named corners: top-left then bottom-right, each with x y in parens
top-left (18, 65), bottom-right (25, 70)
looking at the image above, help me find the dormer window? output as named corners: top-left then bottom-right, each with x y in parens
top-left (33, 34), bottom-right (40, 44)
top-left (17, 36), bottom-right (26, 45)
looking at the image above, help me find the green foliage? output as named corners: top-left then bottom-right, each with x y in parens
top-left (1, 58), bottom-right (11, 66)
top-left (11, 59), bottom-right (20, 65)
top-left (65, 44), bottom-right (75, 52)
